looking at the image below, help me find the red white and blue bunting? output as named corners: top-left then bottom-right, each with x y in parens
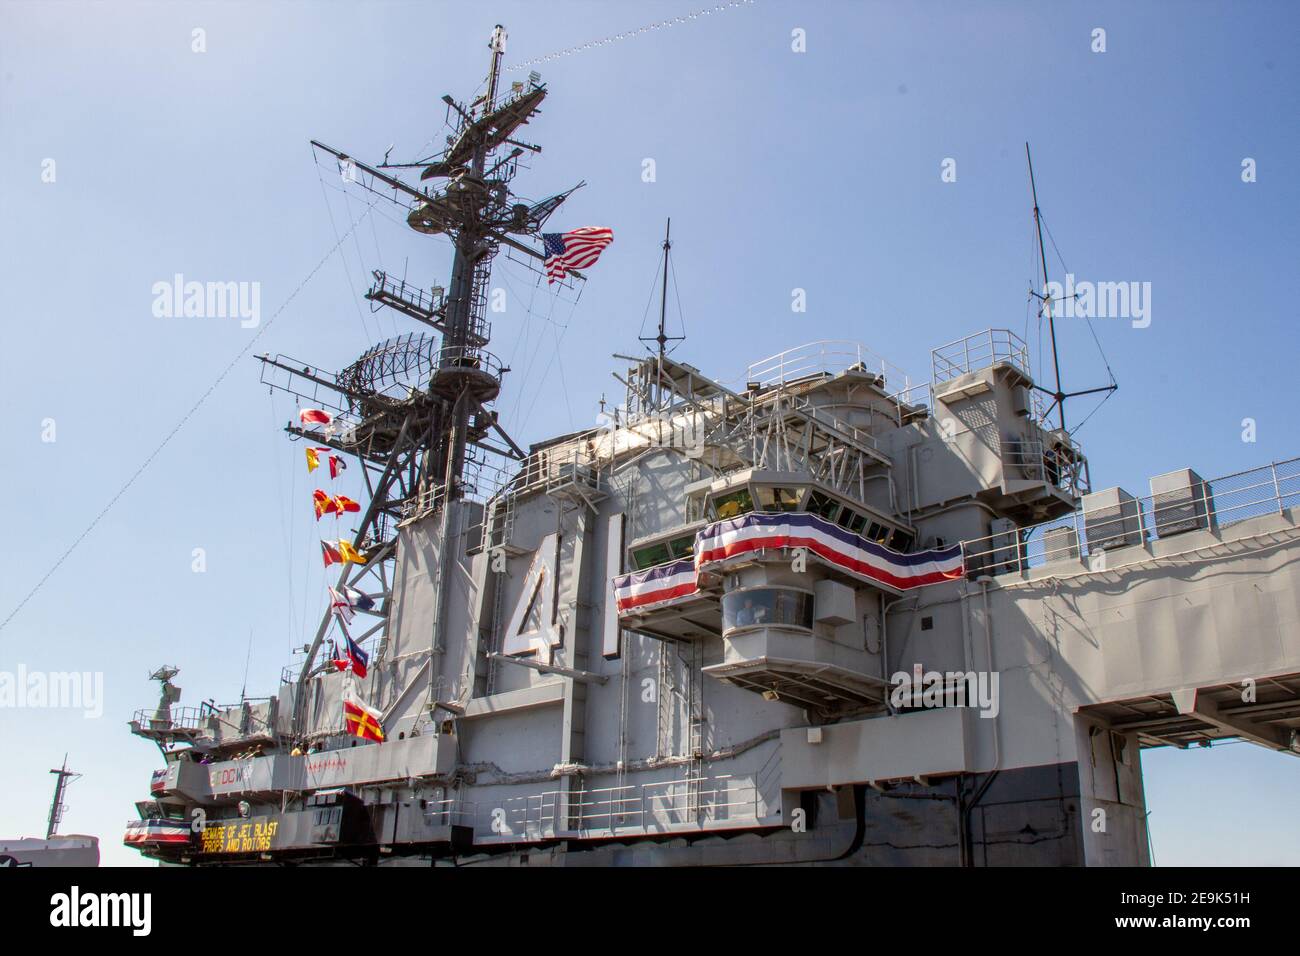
top-left (612, 512), bottom-right (964, 618)
top-left (123, 819), bottom-right (190, 847)
top-left (613, 557), bottom-right (698, 615)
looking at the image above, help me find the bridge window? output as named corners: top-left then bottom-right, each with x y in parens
top-left (631, 542), bottom-right (671, 570)
top-left (713, 488), bottom-right (754, 520)
top-left (630, 533), bottom-right (695, 570)
top-left (889, 529), bottom-right (914, 552)
top-left (755, 486), bottom-right (803, 513)
top-left (666, 534), bottom-right (695, 560)
top-left (836, 508), bottom-right (867, 534)
top-left (806, 491), bottom-right (841, 523)
top-left (722, 587), bottom-right (815, 635)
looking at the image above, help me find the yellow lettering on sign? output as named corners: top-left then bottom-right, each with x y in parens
top-left (199, 818), bottom-right (282, 853)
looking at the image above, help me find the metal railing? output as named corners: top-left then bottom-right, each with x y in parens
top-left (508, 444), bottom-right (606, 498)
top-left (365, 270), bottom-right (444, 319)
top-left (132, 706), bottom-right (211, 734)
top-left (747, 341), bottom-right (921, 394)
top-left (424, 798), bottom-right (477, 829)
top-left (890, 380), bottom-right (933, 416)
top-left (961, 457), bottom-right (1300, 575)
top-left (479, 773), bottom-right (771, 841)
top-left (1004, 436), bottom-right (1091, 496)
top-left (431, 344), bottom-right (505, 380)
top-left (931, 329), bottom-right (1031, 385)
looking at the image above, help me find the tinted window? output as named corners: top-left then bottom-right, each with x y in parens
top-left (667, 534), bottom-right (695, 560)
top-left (713, 488), bottom-right (754, 520)
top-left (806, 492), bottom-right (840, 522)
top-left (755, 486), bottom-right (803, 513)
top-left (631, 542), bottom-right (672, 570)
top-left (722, 588), bottom-right (815, 634)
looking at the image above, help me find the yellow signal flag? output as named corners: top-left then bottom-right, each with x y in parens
top-left (306, 447), bottom-right (321, 473)
top-left (338, 539), bottom-right (368, 565)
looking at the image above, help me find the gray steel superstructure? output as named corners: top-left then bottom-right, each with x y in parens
top-left (125, 26), bottom-right (1300, 867)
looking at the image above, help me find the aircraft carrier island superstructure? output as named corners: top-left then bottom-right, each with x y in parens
top-left (125, 26), bottom-right (1300, 867)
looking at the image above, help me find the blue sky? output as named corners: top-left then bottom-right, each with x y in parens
top-left (1, 0), bottom-right (1297, 866)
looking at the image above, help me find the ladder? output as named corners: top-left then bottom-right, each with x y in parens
top-left (484, 559), bottom-right (507, 696)
top-left (656, 644), bottom-right (675, 761)
top-left (682, 642), bottom-right (706, 822)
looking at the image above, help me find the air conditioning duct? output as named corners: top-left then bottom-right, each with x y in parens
top-left (1148, 468), bottom-right (1214, 537)
top-left (1082, 487), bottom-right (1144, 553)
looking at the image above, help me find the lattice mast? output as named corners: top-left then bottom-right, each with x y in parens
top-left (306, 24), bottom-right (581, 504)
top-left (260, 25), bottom-right (583, 737)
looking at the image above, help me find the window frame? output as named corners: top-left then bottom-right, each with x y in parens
top-left (721, 585), bottom-right (816, 636)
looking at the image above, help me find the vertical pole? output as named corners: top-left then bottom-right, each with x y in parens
top-left (1027, 143), bottom-right (1066, 433)
top-left (658, 218), bottom-right (672, 360)
top-left (47, 756), bottom-right (72, 839)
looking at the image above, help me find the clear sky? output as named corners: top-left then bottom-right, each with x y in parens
top-left (1, 0), bottom-right (1297, 866)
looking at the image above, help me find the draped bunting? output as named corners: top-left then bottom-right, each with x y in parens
top-left (612, 511), bottom-right (964, 618)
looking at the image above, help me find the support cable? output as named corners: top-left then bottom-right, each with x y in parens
top-left (0, 197), bottom-right (380, 635)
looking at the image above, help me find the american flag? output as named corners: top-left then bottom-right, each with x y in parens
top-left (542, 227), bottom-right (614, 284)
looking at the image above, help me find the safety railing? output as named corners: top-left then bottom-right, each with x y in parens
top-left (431, 344), bottom-right (505, 380)
top-left (747, 340), bottom-right (922, 396)
top-left (424, 798), bottom-right (477, 829)
top-left (1004, 436), bottom-right (1091, 496)
top-left (889, 380), bottom-right (933, 418)
top-left (961, 457), bottom-right (1300, 576)
top-left (365, 270), bottom-right (444, 319)
top-left (131, 706), bottom-right (211, 734)
top-left (510, 444), bottom-right (606, 498)
top-left (479, 773), bottom-right (771, 841)
top-left (931, 329), bottom-right (1031, 385)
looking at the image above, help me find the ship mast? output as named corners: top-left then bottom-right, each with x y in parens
top-left (46, 756), bottom-right (79, 839)
top-left (639, 218), bottom-right (685, 406)
top-left (1025, 143), bottom-right (1117, 436)
top-left (1027, 144), bottom-right (1066, 433)
top-left (263, 24), bottom-right (584, 738)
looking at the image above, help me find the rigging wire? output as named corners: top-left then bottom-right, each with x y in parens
top-left (1039, 211), bottom-right (1116, 385)
top-left (0, 195), bottom-right (382, 636)
top-left (510, 281), bottom-right (564, 425)
top-left (516, 295), bottom-right (583, 437)
top-left (342, 187), bottom-right (398, 341)
top-left (636, 254), bottom-right (665, 341)
top-left (268, 392), bottom-right (299, 650)
top-left (507, 0), bottom-right (758, 71)
top-left (316, 166), bottom-right (376, 345)
top-left (636, 238), bottom-right (687, 356)
top-left (668, 252), bottom-right (688, 354)
top-left (551, 320), bottom-right (577, 432)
